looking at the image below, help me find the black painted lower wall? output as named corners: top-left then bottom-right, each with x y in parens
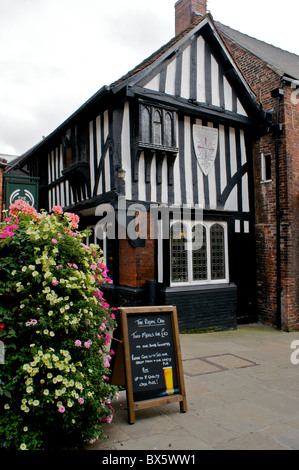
top-left (158, 284), bottom-right (237, 331)
top-left (102, 282), bottom-right (237, 332)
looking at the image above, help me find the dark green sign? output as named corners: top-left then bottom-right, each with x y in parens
top-left (5, 177), bottom-right (39, 210)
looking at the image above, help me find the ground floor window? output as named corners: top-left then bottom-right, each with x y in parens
top-left (170, 221), bottom-right (229, 285)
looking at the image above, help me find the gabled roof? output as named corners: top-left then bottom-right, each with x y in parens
top-left (110, 13), bottom-right (258, 103)
top-left (215, 21), bottom-right (299, 80)
top-left (8, 11), bottom-right (298, 172)
top-left (110, 13), bottom-right (210, 91)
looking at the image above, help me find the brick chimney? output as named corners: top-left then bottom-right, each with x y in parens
top-left (175, 0), bottom-right (207, 35)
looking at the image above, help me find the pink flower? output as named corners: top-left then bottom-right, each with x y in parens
top-left (51, 280), bottom-right (59, 286)
top-left (78, 398), bottom-right (84, 405)
top-left (25, 319), bottom-right (37, 327)
top-left (90, 264), bottom-right (96, 271)
top-left (75, 340), bottom-right (82, 347)
top-left (58, 406), bottom-right (65, 413)
top-left (73, 263), bottom-right (78, 269)
top-left (104, 355), bottom-right (111, 368)
top-left (84, 340), bottom-right (92, 349)
top-left (104, 334), bottom-right (111, 346)
top-left (51, 238), bottom-right (58, 244)
top-left (52, 205), bottom-right (63, 214)
top-left (65, 212), bottom-right (79, 229)
top-left (9, 199), bottom-right (37, 216)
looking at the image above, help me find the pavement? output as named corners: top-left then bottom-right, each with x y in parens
top-left (85, 323), bottom-right (299, 451)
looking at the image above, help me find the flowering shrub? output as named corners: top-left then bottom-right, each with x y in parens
top-left (0, 200), bottom-right (119, 450)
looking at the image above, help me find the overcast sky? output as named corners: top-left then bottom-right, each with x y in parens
top-left (1, 0), bottom-right (298, 158)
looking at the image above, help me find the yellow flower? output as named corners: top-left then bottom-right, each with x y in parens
top-left (75, 382), bottom-right (83, 390)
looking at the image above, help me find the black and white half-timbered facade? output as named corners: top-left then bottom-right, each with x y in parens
top-left (9, 10), bottom-right (268, 331)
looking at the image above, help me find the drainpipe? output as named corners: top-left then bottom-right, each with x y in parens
top-left (270, 87), bottom-right (284, 330)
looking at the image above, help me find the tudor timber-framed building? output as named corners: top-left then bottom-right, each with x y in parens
top-left (7, 0), bottom-right (299, 331)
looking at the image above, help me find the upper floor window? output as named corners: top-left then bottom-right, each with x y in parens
top-left (170, 221), bottom-right (229, 285)
top-left (138, 102), bottom-right (177, 151)
top-left (261, 153), bottom-right (272, 182)
top-left (142, 107), bottom-right (151, 142)
top-left (153, 110), bottom-right (162, 145)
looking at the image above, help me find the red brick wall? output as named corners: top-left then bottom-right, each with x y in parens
top-left (219, 30), bottom-right (299, 330)
top-left (281, 86), bottom-right (299, 329)
top-left (175, 0), bottom-right (207, 35)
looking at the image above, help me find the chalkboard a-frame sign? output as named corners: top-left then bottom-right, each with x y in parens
top-left (110, 306), bottom-right (187, 424)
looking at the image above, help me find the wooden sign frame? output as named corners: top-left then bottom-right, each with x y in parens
top-left (110, 306), bottom-right (187, 424)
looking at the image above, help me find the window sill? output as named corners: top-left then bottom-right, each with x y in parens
top-left (260, 179), bottom-right (272, 184)
top-left (164, 283), bottom-right (236, 293)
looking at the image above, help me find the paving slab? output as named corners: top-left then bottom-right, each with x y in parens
top-left (85, 324), bottom-right (299, 451)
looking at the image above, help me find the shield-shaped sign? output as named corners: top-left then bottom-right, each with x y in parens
top-left (193, 125), bottom-right (219, 176)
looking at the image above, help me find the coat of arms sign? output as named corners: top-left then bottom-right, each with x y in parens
top-left (192, 125), bottom-right (219, 176)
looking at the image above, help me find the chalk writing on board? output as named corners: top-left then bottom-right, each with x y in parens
top-left (127, 314), bottom-right (179, 401)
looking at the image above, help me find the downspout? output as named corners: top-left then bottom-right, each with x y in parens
top-left (271, 87), bottom-right (284, 330)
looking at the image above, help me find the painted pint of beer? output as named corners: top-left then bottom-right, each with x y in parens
top-left (163, 366), bottom-right (174, 395)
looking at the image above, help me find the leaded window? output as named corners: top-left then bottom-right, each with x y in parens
top-left (153, 110), bottom-right (162, 145)
top-left (170, 221), bottom-right (228, 285)
top-left (192, 224), bottom-right (207, 281)
top-left (164, 112), bottom-right (173, 147)
top-left (138, 102), bottom-right (177, 151)
top-left (171, 223), bottom-right (188, 283)
top-left (142, 107), bottom-right (151, 143)
top-left (211, 224), bottom-right (225, 280)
